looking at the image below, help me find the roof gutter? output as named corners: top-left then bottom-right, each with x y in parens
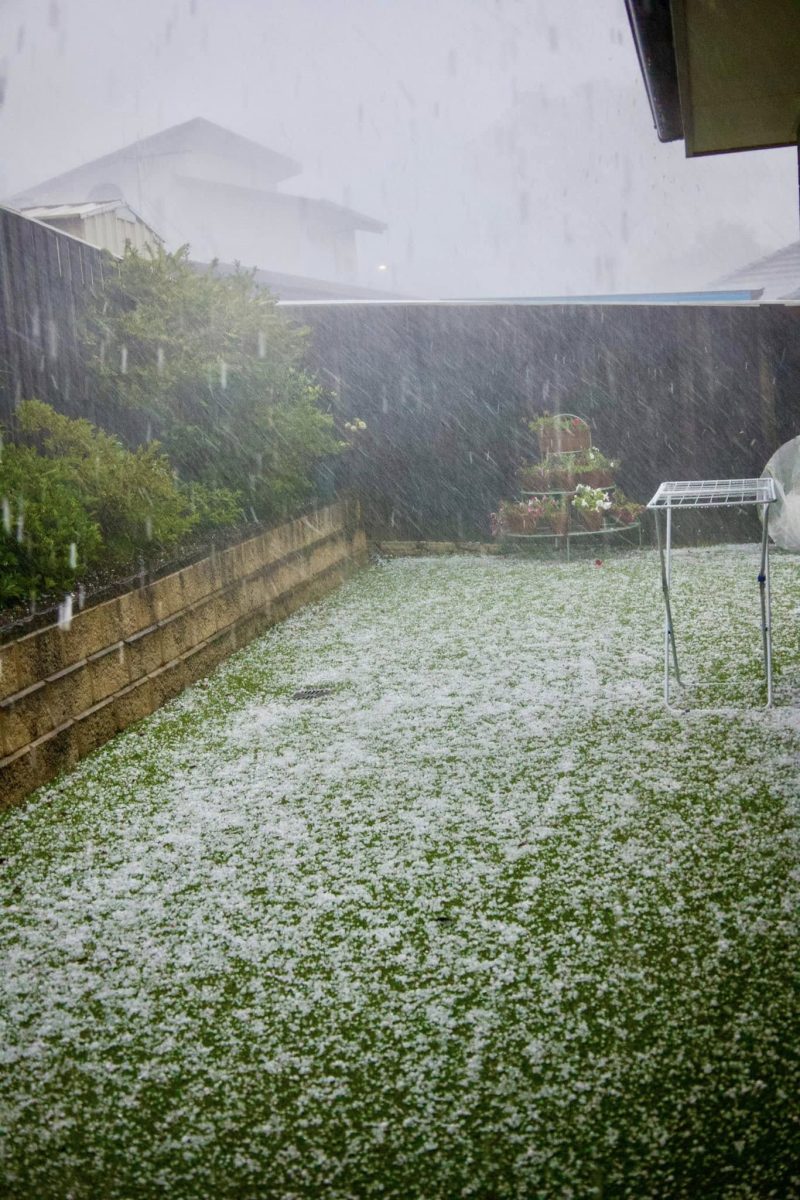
top-left (624, 0), bottom-right (683, 143)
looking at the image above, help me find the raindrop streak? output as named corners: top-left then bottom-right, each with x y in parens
top-left (145, 515), bottom-right (153, 540)
top-left (1, 498), bottom-right (9, 535)
top-left (258, 331), bottom-right (266, 358)
top-left (220, 360), bottom-right (228, 389)
top-left (120, 345), bottom-right (128, 373)
top-left (58, 593), bottom-right (73, 632)
top-left (68, 542), bottom-right (77, 569)
top-left (16, 504), bottom-right (24, 543)
top-left (157, 346), bottom-right (165, 373)
top-left (77, 584), bottom-right (86, 610)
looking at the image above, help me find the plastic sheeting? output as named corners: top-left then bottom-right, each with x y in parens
top-left (763, 435), bottom-right (800, 553)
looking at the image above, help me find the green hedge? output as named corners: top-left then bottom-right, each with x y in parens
top-left (0, 400), bottom-right (238, 604)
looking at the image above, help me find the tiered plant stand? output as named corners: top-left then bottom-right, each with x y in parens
top-left (497, 415), bottom-right (643, 557)
top-left (502, 496), bottom-right (642, 559)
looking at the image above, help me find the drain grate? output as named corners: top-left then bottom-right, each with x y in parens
top-left (292, 684), bottom-right (339, 701)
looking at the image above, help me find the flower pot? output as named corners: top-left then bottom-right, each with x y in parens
top-left (538, 426), bottom-right (590, 457)
top-left (580, 468), bottom-right (613, 489)
top-left (551, 467), bottom-right (576, 490)
top-left (580, 510), bottom-right (604, 532)
top-left (503, 510), bottom-right (527, 533)
top-left (614, 508), bottom-right (635, 525)
top-left (518, 466), bottom-right (550, 492)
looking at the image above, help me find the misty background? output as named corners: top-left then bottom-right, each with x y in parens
top-left (1, 0), bottom-right (797, 298)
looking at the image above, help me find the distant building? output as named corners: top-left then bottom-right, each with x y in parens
top-left (15, 199), bottom-right (161, 258)
top-left (6, 117), bottom-right (386, 287)
top-left (194, 260), bottom-right (404, 304)
top-left (710, 242), bottom-right (800, 303)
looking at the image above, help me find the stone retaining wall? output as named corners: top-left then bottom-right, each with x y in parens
top-left (0, 499), bottom-right (367, 808)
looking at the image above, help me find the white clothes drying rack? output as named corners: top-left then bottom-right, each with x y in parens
top-left (647, 478), bottom-right (777, 707)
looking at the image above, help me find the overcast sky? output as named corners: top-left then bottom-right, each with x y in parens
top-left (1, 0), bottom-right (796, 296)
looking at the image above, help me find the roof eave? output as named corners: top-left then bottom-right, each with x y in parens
top-left (624, 0), bottom-right (684, 143)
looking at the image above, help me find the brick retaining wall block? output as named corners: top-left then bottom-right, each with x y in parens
top-left (0, 500), bottom-right (367, 809)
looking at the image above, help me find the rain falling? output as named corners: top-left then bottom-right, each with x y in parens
top-left (0, 3), bottom-right (799, 1199)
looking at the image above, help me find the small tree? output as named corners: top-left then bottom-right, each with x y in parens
top-left (84, 247), bottom-right (342, 522)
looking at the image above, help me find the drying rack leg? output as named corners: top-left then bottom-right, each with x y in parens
top-left (759, 503), bottom-right (773, 707)
top-left (655, 507), bottom-right (681, 704)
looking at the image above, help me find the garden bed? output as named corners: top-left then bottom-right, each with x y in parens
top-left (1, 547), bottom-right (799, 1198)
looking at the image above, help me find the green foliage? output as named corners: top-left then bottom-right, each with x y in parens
top-left (15, 399), bottom-right (199, 565)
top-left (0, 443), bottom-right (101, 602)
top-left (0, 401), bottom-right (241, 604)
top-left (84, 247), bottom-right (341, 522)
top-left (181, 480), bottom-right (243, 533)
top-left (530, 412), bottom-right (585, 434)
top-left (1, 245), bottom-right (340, 607)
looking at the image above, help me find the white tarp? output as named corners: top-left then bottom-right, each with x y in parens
top-left (763, 434), bottom-right (800, 552)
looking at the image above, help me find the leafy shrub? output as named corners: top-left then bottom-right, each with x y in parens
top-left (83, 247), bottom-right (342, 523)
top-left (15, 399), bottom-right (201, 565)
top-left (0, 444), bottom-right (101, 602)
top-left (0, 400), bottom-right (241, 604)
top-left (181, 480), bottom-right (243, 532)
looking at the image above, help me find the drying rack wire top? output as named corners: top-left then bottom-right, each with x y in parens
top-left (647, 478), bottom-right (777, 509)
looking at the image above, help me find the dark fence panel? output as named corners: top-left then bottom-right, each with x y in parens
top-left (0, 207), bottom-right (111, 430)
top-left (287, 301), bottom-right (800, 540)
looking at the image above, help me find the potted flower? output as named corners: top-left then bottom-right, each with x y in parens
top-left (548, 455), bottom-right (576, 491)
top-left (572, 448), bottom-right (617, 489)
top-left (540, 495), bottom-right (569, 535)
top-left (517, 463), bottom-right (551, 492)
top-left (530, 412), bottom-right (591, 457)
top-left (571, 483), bottom-right (612, 531)
top-left (610, 492), bottom-right (644, 525)
top-left (495, 498), bottom-right (541, 534)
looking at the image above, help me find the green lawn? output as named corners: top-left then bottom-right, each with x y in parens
top-left (1, 546), bottom-right (799, 1199)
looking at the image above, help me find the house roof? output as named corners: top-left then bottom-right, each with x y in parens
top-left (176, 173), bottom-right (386, 233)
top-left (711, 241), bottom-right (800, 302)
top-left (7, 118), bottom-right (301, 206)
top-left (18, 200), bottom-right (117, 220)
top-left (625, 0), bottom-right (800, 156)
top-left (16, 198), bottom-right (161, 233)
top-left (192, 260), bottom-right (404, 302)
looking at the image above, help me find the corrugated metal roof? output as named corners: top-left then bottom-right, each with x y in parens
top-left (19, 201), bottom-right (124, 220)
top-left (711, 241), bottom-right (800, 302)
top-left (11, 198), bottom-right (163, 257)
top-left (17, 197), bottom-right (161, 237)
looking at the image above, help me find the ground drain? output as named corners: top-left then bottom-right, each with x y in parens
top-left (292, 684), bottom-right (340, 700)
